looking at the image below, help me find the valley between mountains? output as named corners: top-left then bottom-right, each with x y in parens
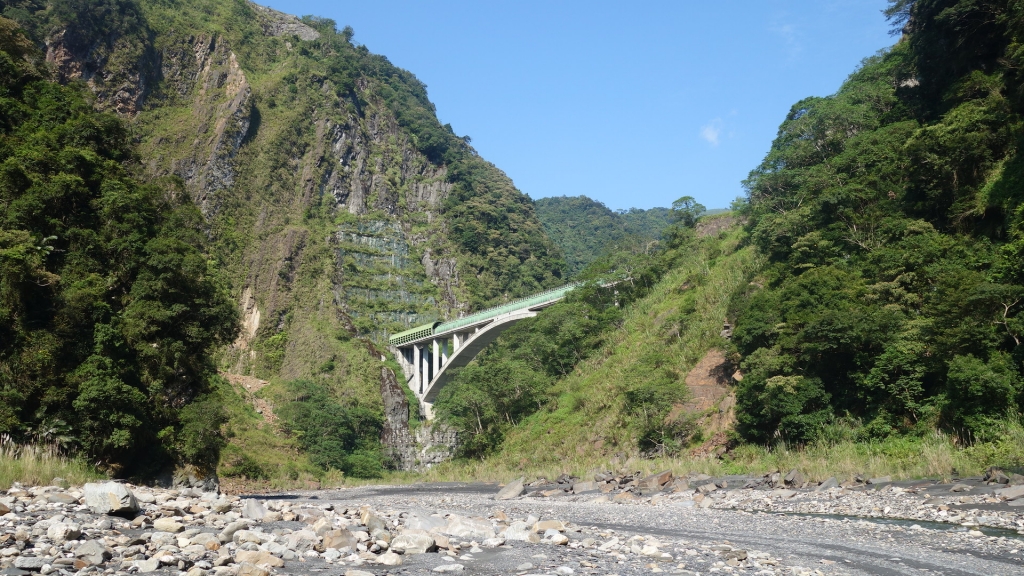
top-left (2, 0), bottom-right (1024, 574)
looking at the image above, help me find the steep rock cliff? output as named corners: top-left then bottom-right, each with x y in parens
top-left (1, 0), bottom-right (565, 468)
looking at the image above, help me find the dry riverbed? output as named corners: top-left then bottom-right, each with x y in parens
top-left (1, 471), bottom-right (1022, 576)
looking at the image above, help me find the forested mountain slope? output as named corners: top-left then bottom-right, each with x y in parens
top-left (730, 0), bottom-right (1024, 444)
top-left (430, 208), bottom-right (749, 462)
top-left (432, 0), bottom-right (1024, 472)
top-left (0, 17), bottom-right (236, 477)
top-left (0, 0), bottom-right (566, 479)
top-left (534, 196), bottom-right (671, 275)
top-left (2, 0), bottom-right (565, 365)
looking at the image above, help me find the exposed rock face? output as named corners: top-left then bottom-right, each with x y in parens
top-left (43, 6), bottom-right (158, 116)
top-left (682, 348), bottom-right (733, 412)
top-left (380, 366), bottom-right (412, 461)
top-left (233, 286), bottom-right (262, 350)
top-left (155, 34), bottom-right (253, 217)
top-left (172, 463), bottom-right (220, 493)
top-left (249, 2), bottom-right (321, 41)
top-left (380, 367), bottom-right (458, 470)
top-left (695, 215), bottom-right (742, 238)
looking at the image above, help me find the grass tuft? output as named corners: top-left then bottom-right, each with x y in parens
top-left (0, 440), bottom-right (103, 488)
top-left (382, 421), bottom-right (1024, 485)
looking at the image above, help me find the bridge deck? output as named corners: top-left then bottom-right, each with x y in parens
top-left (387, 279), bottom-right (618, 418)
top-left (388, 281), bottom-right (582, 347)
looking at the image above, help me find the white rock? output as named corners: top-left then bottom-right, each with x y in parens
top-left (135, 492), bottom-right (156, 504)
top-left (82, 482), bottom-right (139, 517)
top-left (14, 557), bottom-right (50, 570)
top-left (46, 522), bottom-right (81, 543)
top-left (444, 515), bottom-right (494, 540)
top-left (241, 499), bottom-right (266, 520)
top-left (503, 521), bottom-right (539, 543)
top-left (494, 478), bottom-right (525, 500)
top-left (284, 528), bottom-right (319, 549)
top-left (404, 508), bottom-right (446, 531)
top-left (133, 558), bottom-right (161, 573)
top-left (391, 532), bottom-right (436, 554)
top-left (153, 518), bottom-right (184, 533)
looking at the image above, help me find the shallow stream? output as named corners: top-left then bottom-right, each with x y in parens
top-left (773, 511), bottom-right (1024, 540)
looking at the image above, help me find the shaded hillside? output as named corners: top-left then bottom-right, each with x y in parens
top-left (534, 195), bottom-right (671, 275)
top-left (0, 17), bottom-right (236, 476)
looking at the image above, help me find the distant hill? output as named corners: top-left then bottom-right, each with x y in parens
top-left (534, 196), bottom-right (673, 276)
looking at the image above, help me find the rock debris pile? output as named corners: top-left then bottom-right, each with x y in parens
top-left (504, 468), bottom-right (1024, 536)
top-left (0, 479), bottom-right (807, 576)
top-left (4, 470), bottom-right (1023, 575)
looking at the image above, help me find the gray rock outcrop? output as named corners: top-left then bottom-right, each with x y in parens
top-left (495, 478), bottom-right (525, 500)
top-left (380, 367), bottom-right (459, 470)
top-left (83, 482), bottom-right (139, 517)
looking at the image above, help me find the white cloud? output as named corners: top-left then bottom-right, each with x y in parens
top-left (770, 21), bottom-right (802, 60)
top-left (700, 119), bottom-right (723, 146)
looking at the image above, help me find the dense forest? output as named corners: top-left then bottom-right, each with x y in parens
top-left (534, 195), bottom-right (672, 275)
top-left (0, 17), bottom-right (237, 476)
top-left (729, 0), bottom-right (1024, 445)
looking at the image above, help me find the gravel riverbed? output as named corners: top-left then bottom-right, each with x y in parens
top-left (1, 473), bottom-right (1022, 576)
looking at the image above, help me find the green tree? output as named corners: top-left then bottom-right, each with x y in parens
top-left (670, 196), bottom-right (706, 228)
top-left (0, 18), bottom-right (236, 475)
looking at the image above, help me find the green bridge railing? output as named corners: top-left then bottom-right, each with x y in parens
top-left (387, 281), bottom-right (583, 346)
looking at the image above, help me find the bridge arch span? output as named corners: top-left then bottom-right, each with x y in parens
top-left (389, 280), bottom-right (618, 419)
top-left (421, 309), bottom-right (538, 404)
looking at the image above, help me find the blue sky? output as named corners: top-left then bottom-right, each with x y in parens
top-left (261, 0), bottom-right (894, 210)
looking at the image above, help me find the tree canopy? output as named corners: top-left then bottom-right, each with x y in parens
top-left (0, 17), bottom-right (237, 476)
top-left (729, 0), bottom-right (1024, 444)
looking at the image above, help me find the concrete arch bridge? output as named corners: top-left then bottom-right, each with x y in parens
top-left (389, 281), bottom-right (610, 419)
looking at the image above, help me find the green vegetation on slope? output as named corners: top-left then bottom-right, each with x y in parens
top-left (434, 211), bottom-right (753, 461)
top-left (433, 1), bottom-right (1024, 480)
top-left (215, 377), bottom-right (321, 486)
top-left (1, 0), bottom-right (569, 480)
top-left (497, 219), bottom-right (756, 463)
top-left (729, 0), bottom-right (1024, 446)
top-left (534, 195), bottom-right (672, 276)
top-left (271, 379), bottom-right (384, 478)
top-left (0, 17), bottom-right (237, 476)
